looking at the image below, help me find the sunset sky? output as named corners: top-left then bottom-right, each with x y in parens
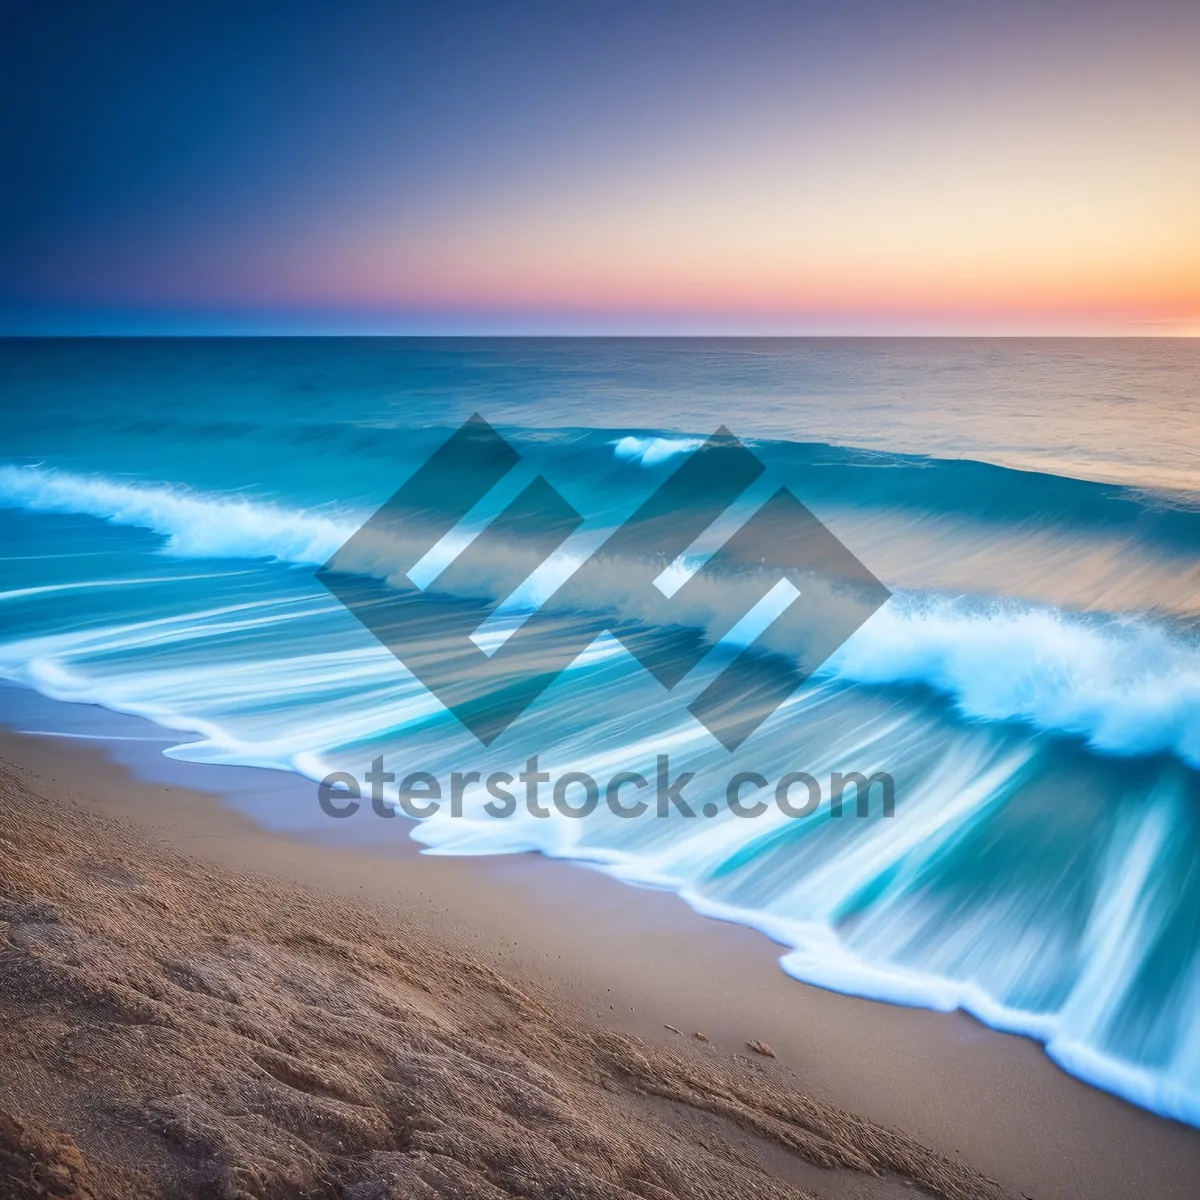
top-left (3, 0), bottom-right (1198, 335)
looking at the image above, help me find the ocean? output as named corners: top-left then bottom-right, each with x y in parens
top-left (2, 336), bottom-right (1198, 1126)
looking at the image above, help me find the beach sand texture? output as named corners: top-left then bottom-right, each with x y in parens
top-left (1, 724), bottom-right (1200, 1198)
top-left (0, 740), bottom-right (1011, 1200)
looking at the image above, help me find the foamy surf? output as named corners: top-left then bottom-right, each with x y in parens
top-left (0, 464), bottom-right (359, 565)
top-left (2, 463), bottom-right (1198, 768)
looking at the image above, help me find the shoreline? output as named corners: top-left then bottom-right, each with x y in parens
top-left (0, 723), bottom-right (997, 1200)
top-left (2, 692), bottom-right (1200, 1196)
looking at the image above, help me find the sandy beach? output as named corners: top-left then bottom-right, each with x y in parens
top-left (1, 707), bottom-right (1198, 1199)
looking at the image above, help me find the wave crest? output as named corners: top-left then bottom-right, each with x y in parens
top-left (830, 597), bottom-right (1200, 766)
top-left (0, 465), bottom-right (357, 565)
top-left (3, 464), bottom-right (1199, 769)
top-left (611, 435), bottom-right (704, 466)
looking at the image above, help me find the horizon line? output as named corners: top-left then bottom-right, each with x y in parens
top-left (2, 330), bottom-right (1198, 341)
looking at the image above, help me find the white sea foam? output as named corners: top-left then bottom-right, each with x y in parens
top-left (827, 597), bottom-right (1200, 767)
top-left (611, 435), bottom-right (705, 466)
top-left (0, 465), bottom-right (357, 565)
top-left (2, 464), bottom-right (1198, 767)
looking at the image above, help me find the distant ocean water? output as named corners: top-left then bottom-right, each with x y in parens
top-left (2, 336), bottom-right (1199, 1126)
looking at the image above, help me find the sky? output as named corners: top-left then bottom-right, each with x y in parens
top-left (2, 0), bottom-right (1198, 335)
